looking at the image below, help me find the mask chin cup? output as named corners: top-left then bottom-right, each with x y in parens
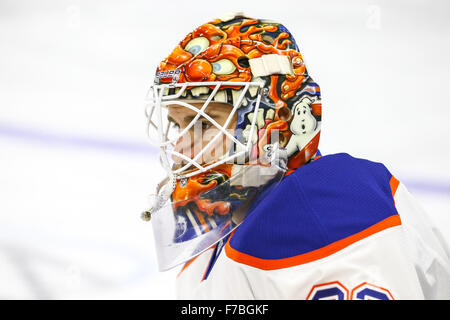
top-left (148, 149), bottom-right (287, 271)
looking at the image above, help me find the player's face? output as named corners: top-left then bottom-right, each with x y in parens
top-left (167, 102), bottom-right (237, 167)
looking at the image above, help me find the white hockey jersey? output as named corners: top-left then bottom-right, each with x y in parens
top-left (175, 153), bottom-right (450, 300)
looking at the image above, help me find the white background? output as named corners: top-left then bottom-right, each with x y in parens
top-left (0, 0), bottom-right (449, 299)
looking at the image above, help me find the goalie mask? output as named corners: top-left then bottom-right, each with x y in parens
top-left (143, 13), bottom-right (322, 271)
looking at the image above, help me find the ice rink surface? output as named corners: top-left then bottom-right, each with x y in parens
top-left (0, 0), bottom-right (449, 299)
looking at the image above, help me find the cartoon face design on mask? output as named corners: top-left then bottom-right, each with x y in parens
top-left (157, 23), bottom-right (251, 84)
top-left (156, 18), bottom-right (308, 95)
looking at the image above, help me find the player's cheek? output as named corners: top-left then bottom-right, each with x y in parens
top-left (172, 132), bottom-right (194, 164)
top-left (200, 129), bottom-right (226, 162)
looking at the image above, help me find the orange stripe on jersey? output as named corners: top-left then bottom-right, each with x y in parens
top-left (224, 214), bottom-right (402, 270)
top-left (390, 176), bottom-right (400, 206)
top-left (177, 255), bottom-right (200, 278)
top-left (390, 176), bottom-right (400, 198)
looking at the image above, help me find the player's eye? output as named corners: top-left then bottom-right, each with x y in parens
top-left (211, 59), bottom-right (236, 75)
top-left (200, 120), bottom-right (212, 131)
top-left (184, 37), bottom-right (210, 55)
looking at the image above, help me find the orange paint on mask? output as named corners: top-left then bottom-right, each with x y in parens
top-left (172, 164), bottom-right (233, 216)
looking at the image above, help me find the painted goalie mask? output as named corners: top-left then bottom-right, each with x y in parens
top-left (143, 13), bottom-right (322, 271)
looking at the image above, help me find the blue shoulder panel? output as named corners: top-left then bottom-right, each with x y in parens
top-left (229, 153), bottom-right (398, 260)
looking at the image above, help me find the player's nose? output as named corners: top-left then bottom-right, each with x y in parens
top-left (172, 127), bottom-right (207, 165)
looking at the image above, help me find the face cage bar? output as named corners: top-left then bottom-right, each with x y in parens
top-left (145, 81), bottom-right (264, 179)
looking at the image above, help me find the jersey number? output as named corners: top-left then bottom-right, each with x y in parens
top-left (306, 281), bottom-right (394, 300)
